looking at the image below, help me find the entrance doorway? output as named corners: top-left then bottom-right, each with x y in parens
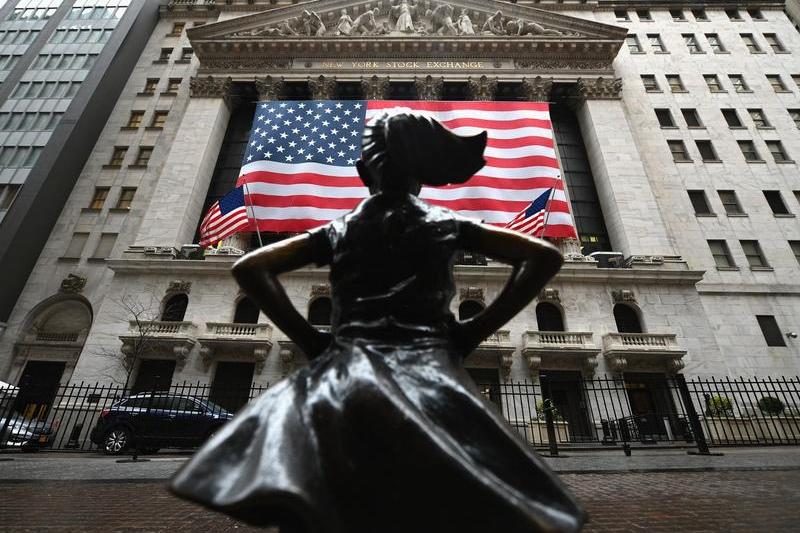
top-left (14, 361), bottom-right (66, 420)
top-left (624, 373), bottom-right (682, 442)
top-left (210, 362), bottom-right (255, 413)
top-left (132, 359), bottom-right (175, 393)
top-left (541, 370), bottom-right (594, 442)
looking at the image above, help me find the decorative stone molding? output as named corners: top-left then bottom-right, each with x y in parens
top-left (167, 281), bottom-right (192, 294)
top-left (467, 75), bottom-right (497, 101)
top-left (606, 355), bottom-right (628, 373)
top-left (460, 287), bottom-right (485, 303)
top-left (204, 246), bottom-right (244, 256)
top-left (539, 288), bottom-right (560, 303)
top-left (572, 77), bottom-right (623, 100)
top-left (520, 76), bottom-right (553, 102)
top-left (522, 331), bottom-right (600, 377)
top-left (360, 75), bottom-right (390, 100)
top-left (197, 322), bottom-right (273, 372)
top-left (414, 75), bottom-right (443, 101)
top-left (308, 75), bottom-right (337, 99)
top-left (189, 75), bottom-right (233, 99)
top-left (611, 289), bottom-right (636, 304)
top-left (625, 255), bottom-right (665, 267)
top-left (515, 59), bottom-right (609, 71)
top-left (59, 274), bottom-right (87, 294)
top-left (201, 58), bottom-right (291, 72)
top-left (255, 75), bottom-right (285, 101)
top-left (311, 284), bottom-right (331, 298)
top-left (601, 332), bottom-right (687, 375)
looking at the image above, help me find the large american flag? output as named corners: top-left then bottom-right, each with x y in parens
top-left (236, 100), bottom-right (577, 238)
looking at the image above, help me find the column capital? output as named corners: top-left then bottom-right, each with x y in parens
top-left (414, 75), bottom-right (443, 101)
top-left (467, 75), bottom-right (498, 102)
top-left (572, 77), bottom-right (623, 101)
top-left (361, 75), bottom-right (390, 100)
top-left (521, 76), bottom-right (554, 102)
top-left (255, 75), bottom-right (285, 101)
top-left (308, 75), bottom-right (337, 100)
top-left (189, 76), bottom-right (233, 101)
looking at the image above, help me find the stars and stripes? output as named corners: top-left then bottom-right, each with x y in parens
top-left (227, 99), bottom-right (576, 238)
top-left (504, 188), bottom-right (553, 237)
top-left (199, 186), bottom-right (253, 247)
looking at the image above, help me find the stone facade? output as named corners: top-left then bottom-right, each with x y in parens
top-left (0, 0), bottom-right (798, 394)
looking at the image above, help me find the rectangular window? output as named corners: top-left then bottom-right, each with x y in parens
top-left (722, 109), bottom-right (743, 128)
top-left (157, 48), bottom-right (172, 62)
top-left (125, 111), bottom-right (144, 129)
top-left (793, 75), bottom-right (800, 90)
top-left (757, 316), bottom-right (786, 347)
top-left (708, 240), bottom-right (735, 268)
top-left (766, 141), bottom-right (792, 163)
top-left (706, 34), bottom-right (726, 53)
top-left (682, 108), bottom-right (703, 128)
top-left (116, 187), bottom-right (136, 210)
top-left (696, 140), bottom-right (719, 161)
top-left (764, 33), bottom-right (786, 53)
top-left (648, 34), bottom-right (667, 53)
top-left (626, 35), bottom-right (643, 53)
top-left (763, 191), bottom-right (791, 215)
top-left (142, 78), bottom-right (158, 94)
top-left (748, 109), bottom-right (771, 128)
top-left (748, 9), bottom-right (766, 20)
top-left (169, 22), bottom-right (185, 36)
top-left (688, 190), bottom-right (713, 215)
top-left (726, 9), bottom-right (742, 21)
top-left (789, 241), bottom-right (800, 265)
top-left (655, 108), bottom-right (676, 127)
top-left (0, 184), bottom-right (20, 211)
top-left (741, 34), bottom-right (762, 53)
top-left (615, 9), bottom-right (630, 22)
top-left (641, 75), bottom-right (660, 92)
top-left (683, 34), bottom-right (703, 53)
top-left (719, 190), bottom-right (744, 215)
top-left (666, 74), bottom-right (685, 92)
top-left (728, 74), bottom-right (750, 93)
top-left (789, 109), bottom-right (800, 129)
top-left (64, 232), bottom-right (89, 259)
top-left (741, 240), bottom-right (768, 268)
top-left (150, 111), bottom-right (168, 128)
top-left (636, 9), bottom-right (652, 21)
top-left (109, 146), bottom-right (127, 166)
top-left (692, 8), bottom-right (708, 21)
top-left (670, 9), bottom-right (686, 21)
top-left (766, 75), bottom-right (789, 92)
top-left (738, 140), bottom-right (763, 162)
top-left (89, 187), bottom-right (109, 210)
top-left (704, 74), bottom-right (724, 92)
top-left (668, 140), bottom-right (691, 162)
top-left (91, 233), bottom-right (117, 259)
top-left (179, 48), bottom-right (193, 61)
top-left (165, 78), bottom-right (181, 93)
top-left (133, 146), bottom-right (153, 167)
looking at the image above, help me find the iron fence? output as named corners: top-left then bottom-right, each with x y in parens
top-left (1, 375), bottom-right (798, 454)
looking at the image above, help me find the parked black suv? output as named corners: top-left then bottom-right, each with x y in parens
top-left (89, 393), bottom-right (234, 455)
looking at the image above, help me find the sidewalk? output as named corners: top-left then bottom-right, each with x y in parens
top-left (2, 446), bottom-right (799, 481)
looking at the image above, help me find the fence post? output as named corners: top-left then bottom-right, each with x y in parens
top-left (539, 372), bottom-right (560, 457)
top-left (675, 374), bottom-right (719, 456)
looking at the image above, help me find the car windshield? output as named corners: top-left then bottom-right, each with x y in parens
top-left (201, 400), bottom-right (229, 415)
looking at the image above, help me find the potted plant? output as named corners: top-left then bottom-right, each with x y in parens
top-left (753, 396), bottom-right (798, 442)
top-left (757, 396), bottom-right (785, 416)
top-left (530, 399), bottom-right (570, 445)
top-left (701, 395), bottom-right (755, 443)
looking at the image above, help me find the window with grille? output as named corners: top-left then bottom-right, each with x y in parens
top-left (737, 140), bottom-right (762, 162)
top-left (708, 240), bottom-right (735, 268)
top-left (668, 140), bottom-right (691, 162)
top-left (688, 190), bottom-right (714, 215)
top-left (718, 190), bottom-right (744, 215)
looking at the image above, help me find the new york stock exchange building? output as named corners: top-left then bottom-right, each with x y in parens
top-left (1, 0), bottom-right (799, 450)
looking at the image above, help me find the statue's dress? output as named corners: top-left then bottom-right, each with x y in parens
top-left (171, 194), bottom-right (585, 533)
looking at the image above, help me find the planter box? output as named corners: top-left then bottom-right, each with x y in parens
top-left (702, 417), bottom-right (800, 444)
top-left (528, 420), bottom-right (571, 446)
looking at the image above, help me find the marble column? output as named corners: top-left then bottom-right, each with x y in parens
top-left (134, 76), bottom-right (233, 248)
top-left (572, 77), bottom-right (675, 257)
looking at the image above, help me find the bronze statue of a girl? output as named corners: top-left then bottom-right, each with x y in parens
top-left (171, 113), bottom-right (585, 532)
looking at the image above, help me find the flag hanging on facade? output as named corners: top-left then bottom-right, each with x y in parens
top-left (504, 188), bottom-right (553, 237)
top-left (199, 185), bottom-right (253, 247)
top-left (236, 100), bottom-right (577, 238)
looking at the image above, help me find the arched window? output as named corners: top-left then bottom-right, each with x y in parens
top-left (308, 297), bottom-right (332, 326)
top-left (536, 302), bottom-right (564, 332)
top-left (458, 300), bottom-right (485, 321)
top-left (233, 297), bottom-right (260, 324)
top-left (161, 293), bottom-right (188, 322)
top-left (614, 304), bottom-right (643, 333)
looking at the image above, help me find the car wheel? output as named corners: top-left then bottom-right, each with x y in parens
top-left (103, 428), bottom-right (131, 455)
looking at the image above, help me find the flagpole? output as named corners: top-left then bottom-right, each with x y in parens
top-left (538, 186), bottom-right (555, 239)
top-left (242, 181), bottom-right (264, 248)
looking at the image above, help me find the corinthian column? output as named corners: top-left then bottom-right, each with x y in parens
top-left (134, 76), bottom-right (233, 247)
top-left (308, 75), bottom-right (337, 99)
top-left (414, 75), bottom-right (443, 101)
top-left (255, 75), bottom-right (285, 101)
top-left (521, 76), bottom-right (554, 102)
top-left (467, 76), bottom-right (498, 101)
top-left (361, 75), bottom-right (390, 100)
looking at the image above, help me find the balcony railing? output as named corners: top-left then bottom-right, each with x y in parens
top-left (198, 322), bottom-right (273, 370)
top-left (34, 332), bottom-right (80, 343)
top-left (522, 331), bottom-right (600, 374)
top-left (205, 322), bottom-right (272, 339)
top-left (602, 333), bottom-right (686, 373)
top-left (603, 333), bottom-right (679, 351)
top-left (120, 321), bottom-right (197, 361)
top-left (525, 331), bottom-right (595, 349)
top-left (131, 320), bottom-right (196, 336)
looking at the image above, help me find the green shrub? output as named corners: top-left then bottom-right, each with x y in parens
top-left (536, 399), bottom-right (563, 421)
top-left (705, 395), bottom-right (734, 417)
top-left (757, 396), bottom-right (785, 416)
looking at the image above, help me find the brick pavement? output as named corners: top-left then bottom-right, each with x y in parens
top-left (1, 470), bottom-right (798, 532)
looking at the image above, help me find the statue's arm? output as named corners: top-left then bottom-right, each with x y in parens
top-left (232, 234), bottom-right (331, 359)
top-left (453, 222), bottom-right (563, 358)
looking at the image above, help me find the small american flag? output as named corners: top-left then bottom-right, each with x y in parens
top-left (235, 100), bottom-right (576, 237)
top-left (504, 188), bottom-right (553, 237)
top-left (199, 186), bottom-right (253, 247)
